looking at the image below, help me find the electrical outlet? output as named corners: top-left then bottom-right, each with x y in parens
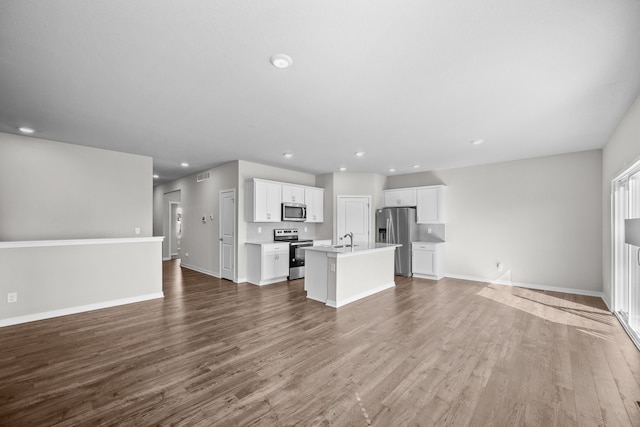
top-left (330, 263), bottom-right (336, 272)
top-left (7, 292), bottom-right (17, 303)
top-left (185, 252), bottom-right (189, 257)
top-left (304, 226), bottom-right (308, 232)
top-left (258, 227), bottom-right (262, 234)
top-left (134, 227), bottom-right (141, 235)
top-left (427, 228), bottom-right (432, 234)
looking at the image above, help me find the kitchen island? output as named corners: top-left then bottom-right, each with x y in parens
top-left (302, 242), bottom-right (401, 308)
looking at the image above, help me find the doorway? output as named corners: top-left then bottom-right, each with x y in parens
top-left (336, 196), bottom-right (371, 243)
top-left (163, 190), bottom-right (182, 260)
top-left (169, 202), bottom-right (182, 259)
top-left (219, 189), bottom-right (236, 281)
top-left (612, 161), bottom-right (640, 349)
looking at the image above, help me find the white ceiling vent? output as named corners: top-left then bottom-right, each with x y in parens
top-left (197, 172), bottom-right (211, 182)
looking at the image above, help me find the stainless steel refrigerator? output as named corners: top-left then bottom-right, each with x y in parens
top-left (376, 207), bottom-right (418, 277)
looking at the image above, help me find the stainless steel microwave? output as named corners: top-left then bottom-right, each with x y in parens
top-left (282, 202), bottom-right (307, 222)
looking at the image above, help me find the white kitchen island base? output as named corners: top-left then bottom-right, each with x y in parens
top-left (303, 243), bottom-right (400, 308)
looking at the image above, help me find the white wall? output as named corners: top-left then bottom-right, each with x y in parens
top-left (0, 132), bottom-right (152, 241)
top-left (153, 161), bottom-right (238, 277)
top-left (602, 93), bottom-right (640, 305)
top-left (387, 150), bottom-right (603, 293)
top-left (315, 173), bottom-right (334, 241)
top-left (0, 239), bottom-right (163, 326)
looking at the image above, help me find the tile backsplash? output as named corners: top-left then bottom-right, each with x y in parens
top-left (416, 224), bottom-right (445, 242)
top-left (246, 223), bottom-right (318, 242)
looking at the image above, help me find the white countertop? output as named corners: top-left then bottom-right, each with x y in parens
top-left (245, 241), bottom-right (285, 245)
top-left (246, 238), bottom-right (331, 246)
top-left (303, 242), bottom-right (401, 256)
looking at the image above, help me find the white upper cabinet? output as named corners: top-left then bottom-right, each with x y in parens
top-left (282, 184), bottom-right (305, 204)
top-left (252, 179), bottom-right (282, 222)
top-left (416, 186), bottom-right (445, 224)
top-left (305, 187), bottom-right (324, 223)
top-left (383, 185), bottom-right (446, 223)
top-left (249, 178), bottom-right (324, 223)
top-left (383, 188), bottom-right (417, 207)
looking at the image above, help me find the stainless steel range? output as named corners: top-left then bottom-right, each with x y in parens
top-left (274, 229), bottom-right (313, 280)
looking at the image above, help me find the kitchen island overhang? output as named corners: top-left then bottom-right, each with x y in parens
top-left (302, 242), bottom-right (402, 308)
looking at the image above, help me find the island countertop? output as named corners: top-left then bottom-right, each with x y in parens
top-left (302, 242), bottom-right (401, 256)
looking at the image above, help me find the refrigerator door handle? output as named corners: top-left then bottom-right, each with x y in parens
top-left (385, 218), bottom-right (389, 243)
top-left (388, 217), bottom-right (396, 244)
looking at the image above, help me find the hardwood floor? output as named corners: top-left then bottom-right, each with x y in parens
top-left (1, 260), bottom-right (640, 426)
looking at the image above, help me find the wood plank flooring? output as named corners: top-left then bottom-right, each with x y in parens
top-left (1, 259), bottom-right (640, 426)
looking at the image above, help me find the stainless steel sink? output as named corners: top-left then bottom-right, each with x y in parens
top-left (332, 244), bottom-right (358, 248)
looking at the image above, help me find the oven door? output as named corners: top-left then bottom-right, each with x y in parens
top-left (289, 242), bottom-right (312, 280)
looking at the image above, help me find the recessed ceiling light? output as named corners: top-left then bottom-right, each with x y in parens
top-left (18, 127), bottom-right (35, 134)
top-left (339, 167), bottom-right (347, 172)
top-left (283, 152), bottom-right (293, 159)
top-left (152, 174), bottom-right (159, 179)
top-left (181, 162), bottom-right (189, 167)
top-left (355, 151), bottom-right (365, 157)
top-left (471, 139), bottom-right (485, 145)
top-left (389, 168), bottom-right (396, 173)
top-left (270, 54), bottom-right (292, 69)
top-left (412, 164), bottom-right (420, 169)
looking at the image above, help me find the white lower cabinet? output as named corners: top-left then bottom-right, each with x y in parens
top-left (412, 242), bottom-right (445, 280)
top-left (247, 242), bottom-right (289, 285)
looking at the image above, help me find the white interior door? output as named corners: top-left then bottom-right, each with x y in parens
top-left (219, 189), bottom-right (236, 281)
top-left (337, 196), bottom-right (371, 243)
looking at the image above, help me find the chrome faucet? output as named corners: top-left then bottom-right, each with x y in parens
top-left (342, 232), bottom-right (354, 250)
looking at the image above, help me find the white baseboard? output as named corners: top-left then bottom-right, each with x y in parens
top-left (162, 256), bottom-right (172, 261)
top-left (601, 293), bottom-right (612, 311)
top-left (246, 276), bottom-right (287, 286)
top-left (178, 263), bottom-right (243, 283)
top-left (413, 272), bottom-right (445, 280)
top-left (0, 293), bottom-right (164, 328)
top-left (445, 273), bottom-right (606, 300)
top-left (329, 281), bottom-right (396, 308)
top-left (180, 263), bottom-right (220, 278)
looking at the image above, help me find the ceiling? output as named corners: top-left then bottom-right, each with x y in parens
top-left (1, 1), bottom-right (639, 184)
